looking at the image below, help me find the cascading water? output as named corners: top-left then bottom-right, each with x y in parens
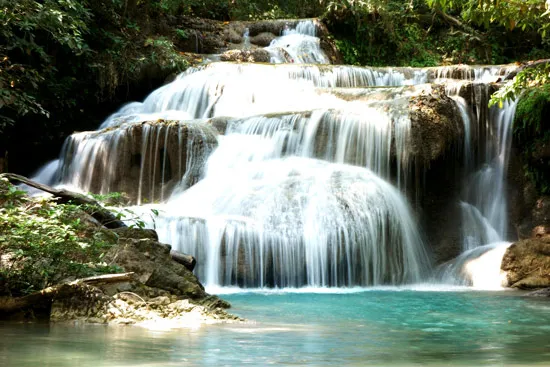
top-left (432, 67), bottom-right (518, 288)
top-left (146, 157), bottom-right (429, 287)
top-left (265, 20), bottom-right (329, 64)
top-left (31, 19), bottom-right (522, 290)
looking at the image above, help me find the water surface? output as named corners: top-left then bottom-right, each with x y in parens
top-left (2, 289), bottom-right (550, 366)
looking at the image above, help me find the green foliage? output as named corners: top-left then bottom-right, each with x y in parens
top-left (490, 64), bottom-right (550, 107)
top-left (428, 0), bottom-right (550, 37)
top-left (0, 179), bottom-right (121, 296)
top-left (514, 80), bottom-right (550, 138)
top-left (0, 0), bottom-right (193, 143)
top-left (227, 0), bottom-right (323, 20)
top-left (0, 0), bottom-right (91, 131)
top-left (511, 82), bottom-right (550, 194)
top-left (90, 192), bottom-right (129, 206)
top-left (325, 0), bottom-right (441, 66)
top-left (325, 0), bottom-right (550, 66)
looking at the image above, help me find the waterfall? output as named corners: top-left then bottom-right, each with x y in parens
top-left (56, 121), bottom-right (218, 204)
top-left (432, 68), bottom-right (518, 287)
top-left (243, 28), bottom-right (250, 50)
top-left (143, 157), bottom-right (429, 287)
top-left (32, 19), bottom-right (523, 289)
top-left (266, 20), bottom-right (329, 64)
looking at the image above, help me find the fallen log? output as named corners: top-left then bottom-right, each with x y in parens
top-left (0, 272), bottom-right (134, 315)
top-left (0, 173), bottom-right (126, 229)
top-left (170, 250), bottom-right (197, 271)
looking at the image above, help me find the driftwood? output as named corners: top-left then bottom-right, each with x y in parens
top-left (170, 250), bottom-right (196, 271)
top-left (0, 173), bottom-right (126, 229)
top-left (0, 272), bottom-right (134, 314)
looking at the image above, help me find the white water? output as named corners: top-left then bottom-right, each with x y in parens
top-left (437, 242), bottom-right (511, 290)
top-left (32, 20), bottom-right (522, 290)
top-left (266, 20), bottom-right (330, 64)
top-left (57, 121), bottom-right (218, 203)
top-left (428, 67), bottom-right (518, 288)
top-left (143, 157), bottom-right (429, 287)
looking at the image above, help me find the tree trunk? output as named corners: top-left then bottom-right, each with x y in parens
top-left (0, 173), bottom-right (127, 229)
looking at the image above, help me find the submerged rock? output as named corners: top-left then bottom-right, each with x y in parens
top-left (501, 236), bottom-right (550, 289)
top-left (524, 288), bottom-right (550, 297)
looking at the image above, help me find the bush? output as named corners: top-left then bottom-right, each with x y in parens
top-left (0, 179), bottom-right (121, 296)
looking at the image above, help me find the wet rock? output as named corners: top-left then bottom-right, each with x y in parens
top-left (220, 49), bottom-right (270, 63)
top-left (59, 120), bottom-right (218, 203)
top-left (409, 84), bottom-right (463, 164)
top-left (250, 32), bottom-right (276, 47)
top-left (501, 236), bottom-right (550, 289)
top-left (104, 238), bottom-right (207, 299)
top-left (178, 17), bottom-right (341, 64)
top-left (524, 288), bottom-right (550, 297)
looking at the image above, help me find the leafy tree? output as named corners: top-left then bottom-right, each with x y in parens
top-left (427, 0), bottom-right (550, 37)
top-left (0, 0), bottom-right (91, 130)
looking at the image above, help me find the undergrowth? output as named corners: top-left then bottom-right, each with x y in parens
top-left (0, 179), bottom-right (122, 296)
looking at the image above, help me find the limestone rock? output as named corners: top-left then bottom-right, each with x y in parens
top-left (250, 32), bottom-right (276, 47)
top-left (59, 120), bottom-right (218, 203)
top-left (220, 49), bottom-right (270, 63)
top-left (50, 283), bottom-right (111, 323)
top-left (50, 283), bottom-right (239, 326)
top-left (409, 84), bottom-right (463, 164)
top-left (501, 236), bottom-right (550, 289)
top-left (104, 238), bottom-right (207, 299)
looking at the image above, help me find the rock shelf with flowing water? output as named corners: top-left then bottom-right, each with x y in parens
top-left (32, 19), bottom-right (524, 289)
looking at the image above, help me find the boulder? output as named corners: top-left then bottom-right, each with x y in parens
top-left (501, 236), bottom-right (550, 289)
top-left (104, 238), bottom-right (207, 299)
top-left (250, 32), bottom-right (276, 47)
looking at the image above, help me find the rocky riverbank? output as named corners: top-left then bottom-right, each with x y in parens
top-left (0, 177), bottom-right (239, 327)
